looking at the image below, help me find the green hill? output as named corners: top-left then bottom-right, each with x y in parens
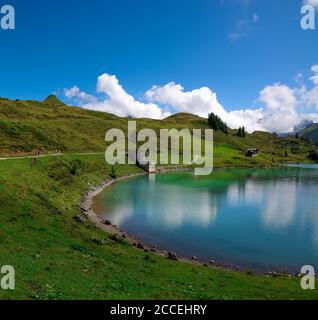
top-left (1, 96), bottom-right (318, 300)
top-left (1, 153), bottom-right (317, 300)
top-left (0, 95), bottom-right (316, 166)
top-left (298, 123), bottom-right (318, 145)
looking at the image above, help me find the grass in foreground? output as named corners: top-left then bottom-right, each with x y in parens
top-left (0, 154), bottom-right (317, 300)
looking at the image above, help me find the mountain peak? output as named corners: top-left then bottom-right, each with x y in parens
top-left (44, 95), bottom-right (65, 106)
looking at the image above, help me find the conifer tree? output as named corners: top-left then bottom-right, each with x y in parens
top-left (208, 113), bottom-right (228, 134)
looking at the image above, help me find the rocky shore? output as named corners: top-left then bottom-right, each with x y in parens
top-left (78, 172), bottom-right (222, 267)
top-left (77, 171), bottom-right (296, 277)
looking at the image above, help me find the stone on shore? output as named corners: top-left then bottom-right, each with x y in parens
top-left (109, 234), bottom-right (124, 244)
top-left (167, 252), bottom-right (178, 261)
top-left (103, 219), bottom-right (112, 225)
top-left (74, 215), bottom-right (86, 223)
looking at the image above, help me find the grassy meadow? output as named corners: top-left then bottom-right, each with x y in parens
top-left (0, 96), bottom-right (318, 300)
top-left (0, 154), bottom-right (318, 300)
top-left (0, 96), bottom-right (316, 165)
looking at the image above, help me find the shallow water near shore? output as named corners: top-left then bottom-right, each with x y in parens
top-left (94, 165), bottom-right (318, 272)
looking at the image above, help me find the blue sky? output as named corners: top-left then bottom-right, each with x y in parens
top-left (0, 0), bottom-right (317, 132)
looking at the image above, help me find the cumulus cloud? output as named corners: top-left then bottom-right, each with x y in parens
top-left (256, 84), bottom-right (299, 132)
top-left (145, 83), bottom-right (225, 118)
top-left (145, 66), bottom-right (318, 133)
top-left (64, 65), bottom-right (318, 133)
top-left (64, 74), bottom-right (170, 119)
top-left (259, 84), bottom-right (297, 112)
top-left (145, 82), bottom-right (303, 133)
top-left (145, 82), bottom-right (264, 131)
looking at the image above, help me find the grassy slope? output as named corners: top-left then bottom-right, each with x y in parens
top-left (0, 97), bottom-right (318, 300)
top-left (0, 96), bottom-right (316, 167)
top-left (299, 123), bottom-right (318, 145)
top-left (0, 154), bottom-right (317, 300)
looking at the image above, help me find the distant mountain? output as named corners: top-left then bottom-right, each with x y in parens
top-left (298, 123), bottom-right (318, 145)
top-left (294, 119), bottom-right (314, 134)
top-left (278, 120), bottom-right (314, 138)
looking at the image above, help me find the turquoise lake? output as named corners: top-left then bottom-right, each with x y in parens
top-left (94, 165), bottom-right (318, 272)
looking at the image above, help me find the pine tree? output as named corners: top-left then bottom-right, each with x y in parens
top-left (110, 166), bottom-right (117, 179)
top-left (242, 126), bottom-right (246, 138)
top-left (237, 126), bottom-right (246, 138)
top-left (208, 113), bottom-right (228, 134)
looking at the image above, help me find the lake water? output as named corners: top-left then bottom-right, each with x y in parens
top-left (94, 165), bottom-right (318, 272)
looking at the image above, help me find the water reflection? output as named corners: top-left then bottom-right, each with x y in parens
top-left (152, 189), bottom-right (218, 228)
top-left (261, 181), bottom-right (296, 230)
top-left (94, 166), bottom-right (318, 271)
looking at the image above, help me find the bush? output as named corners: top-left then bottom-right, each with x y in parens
top-left (69, 159), bottom-right (85, 176)
top-left (47, 159), bottom-right (85, 184)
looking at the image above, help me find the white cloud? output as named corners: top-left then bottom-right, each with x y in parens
top-left (259, 84), bottom-right (297, 112)
top-left (64, 65), bottom-right (318, 133)
top-left (146, 82), bottom-right (225, 118)
top-left (301, 65), bottom-right (318, 110)
top-left (146, 82), bottom-right (302, 133)
top-left (145, 82), bottom-right (263, 131)
top-left (310, 65), bottom-right (318, 85)
top-left (303, 0), bottom-right (318, 8)
top-left (65, 74), bottom-right (170, 119)
top-left (64, 85), bottom-right (97, 103)
top-left (306, 86), bottom-right (318, 109)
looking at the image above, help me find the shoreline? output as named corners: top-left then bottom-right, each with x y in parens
top-left (80, 168), bottom-right (296, 277)
top-left (80, 170), bottom-right (210, 267)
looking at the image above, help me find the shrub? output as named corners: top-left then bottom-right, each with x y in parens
top-left (47, 159), bottom-right (85, 184)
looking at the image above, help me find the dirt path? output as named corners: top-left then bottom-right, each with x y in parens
top-left (0, 152), bottom-right (105, 161)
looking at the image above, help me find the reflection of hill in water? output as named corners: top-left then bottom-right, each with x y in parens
top-left (99, 167), bottom-right (318, 231)
top-left (95, 167), bottom-right (318, 268)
